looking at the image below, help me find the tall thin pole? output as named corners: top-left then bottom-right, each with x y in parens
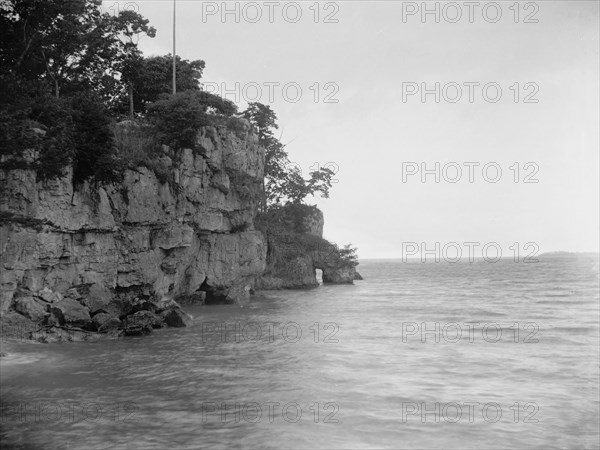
top-left (172, 0), bottom-right (176, 94)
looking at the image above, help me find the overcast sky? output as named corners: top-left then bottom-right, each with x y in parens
top-left (111, 0), bottom-right (599, 258)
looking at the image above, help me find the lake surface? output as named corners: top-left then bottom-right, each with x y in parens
top-left (1, 255), bottom-right (599, 449)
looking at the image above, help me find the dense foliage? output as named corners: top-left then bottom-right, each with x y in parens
top-left (119, 55), bottom-right (205, 118)
top-left (0, 0), bottom-right (237, 182)
top-left (0, 0), bottom-right (154, 100)
top-left (148, 90), bottom-right (237, 150)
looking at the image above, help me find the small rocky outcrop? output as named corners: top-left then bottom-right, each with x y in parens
top-left (255, 204), bottom-right (361, 289)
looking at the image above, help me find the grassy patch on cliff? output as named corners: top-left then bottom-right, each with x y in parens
top-left (112, 122), bottom-right (171, 184)
top-left (258, 204), bottom-right (321, 234)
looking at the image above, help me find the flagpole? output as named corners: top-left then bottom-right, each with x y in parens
top-left (172, 0), bottom-right (177, 94)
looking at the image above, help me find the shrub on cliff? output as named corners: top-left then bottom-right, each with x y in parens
top-left (147, 90), bottom-right (237, 150)
top-left (338, 244), bottom-right (359, 268)
top-left (70, 94), bottom-right (120, 183)
top-left (0, 83), bottom-right (76, 179)
top-left (0, 75), bottom-right (42, 167)
top-left (0, 80), bottom-right (120, 183)
top-left (1, 0), bottom-right (156, 102)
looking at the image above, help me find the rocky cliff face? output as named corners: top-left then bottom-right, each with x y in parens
top-left (0, 122), bottom-right (266, 334)
top-left (256, 205), bottom-right (360, 289)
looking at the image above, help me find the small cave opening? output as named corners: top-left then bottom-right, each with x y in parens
top-left (199, 280), bottom-right (229, 305)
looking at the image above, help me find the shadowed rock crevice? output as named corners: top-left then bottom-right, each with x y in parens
top-left (198, 280), bottom-right (229, 305)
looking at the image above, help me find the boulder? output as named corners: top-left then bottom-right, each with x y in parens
top-left (116, 296), bottom-right (158, 317)
top-left (91, 312), bottom-right (113, 330)
top-left (129, 297), bottom-right (158, 315)
top-left (0, 311), bottom-right (39, 340)
top-left (37, 287), bottom-right (63, 303)
top-left (354, 271), bottom-right (364, 281)
top-left (122, 310), bottom-right (162, 336)
top-left (14, 296), bottom-right (48, 322)
top-left (156, 298), bottom-right (192, 327)
top-left (98, 318), bottom-right (122, 334)
top-left (50, 298), bottom-right (92, 329)
top-left (80, 284), bottom-right (113, 314)
top-left (161, 308), bottom-right (192, 328)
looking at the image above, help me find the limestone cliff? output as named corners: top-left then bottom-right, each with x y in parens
top-left (0, 122), bottom-right (266, 335)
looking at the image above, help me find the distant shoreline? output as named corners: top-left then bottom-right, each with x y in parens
top-left (358, 252), bottom-right (600, 262)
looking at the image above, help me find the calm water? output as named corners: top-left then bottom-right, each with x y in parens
top-left (1, 255), bottom-right (599, 449)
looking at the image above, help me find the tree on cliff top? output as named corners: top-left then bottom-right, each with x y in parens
top-left (0, 0), bottom-right (154, 181)
top-left (147, 90), bottom-right (237, 150)
top-left (0, 0), bottom-right (155, 100)
top-left (242, 102), bottom-right (336, 210)
top-left (112, 10), bottom-right (156, 119)
top-left (119, 55), bottom-right (205, 117)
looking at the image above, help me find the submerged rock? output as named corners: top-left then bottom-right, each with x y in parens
top-left (122, 310), bottom-right (162, 336)
top-left (160, 308), bottom-right (192, 327)
top-left (29, 326), bottom-right (101, 343)
top-left (225, 284), bottom-right (251, 306)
